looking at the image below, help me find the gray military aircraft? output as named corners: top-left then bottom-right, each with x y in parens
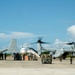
top-left (0, 39), bottom-right (17, 54)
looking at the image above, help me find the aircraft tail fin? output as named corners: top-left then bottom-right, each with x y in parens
top-left (8, 39), bottom-right (17, 53)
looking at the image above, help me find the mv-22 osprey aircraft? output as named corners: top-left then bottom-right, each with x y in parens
top-left (28, 38), bottom-right (75, 59)
top-left (28, 37), bottom-right (63, 57)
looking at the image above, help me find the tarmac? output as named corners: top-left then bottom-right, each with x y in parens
top-left (0, 56), bottom-right (75, 75)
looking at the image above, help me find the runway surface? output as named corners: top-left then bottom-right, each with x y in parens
top-left (0, 57), bottom-right (75, 75)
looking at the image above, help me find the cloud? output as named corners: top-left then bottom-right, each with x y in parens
top-left (0, 32), bottom-right (36, 39)
top-left (11, 32), bottom-right (35, 38)
top-left (0, 31), bottom-right (48, 40)
top-left (0, 33), bottom-right (7, 38)
top-left (67, 25), bottom-right (75, 40)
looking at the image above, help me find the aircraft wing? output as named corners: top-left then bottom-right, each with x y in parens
top-left (62, 48), bottom-right (75, 54)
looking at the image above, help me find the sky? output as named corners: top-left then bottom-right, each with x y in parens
top-left (0, 0), bottom-right (75, 50)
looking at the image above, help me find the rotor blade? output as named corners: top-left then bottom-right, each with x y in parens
top-left (30, 42), bottom-right (37, 45)
top-left (40, 41), bottom-right (50, 44)
top-left (72, 42), bottom-right (75, 44)
top-left (37, 39), bottom-right (50, 44)
top-left (66, 42), bottom-right (73, 45)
